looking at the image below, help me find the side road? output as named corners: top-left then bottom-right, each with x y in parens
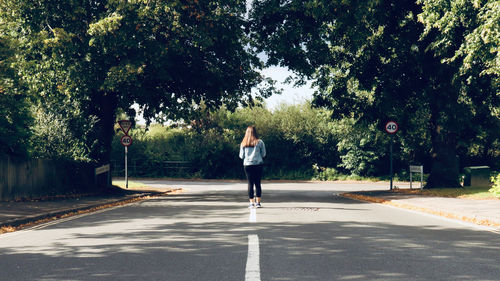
top-left (341, 191), bottom-right (500, 231)
top-left (0, 187), bottom-right (181, 234)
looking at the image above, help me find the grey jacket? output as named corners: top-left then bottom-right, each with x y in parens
top-left (239, 139), bottom-right (266, 166)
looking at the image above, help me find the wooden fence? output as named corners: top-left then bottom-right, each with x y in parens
top-left (0, 155), bottom-right (99, 201)
top-left (111, 159), bottom-right (192, 178)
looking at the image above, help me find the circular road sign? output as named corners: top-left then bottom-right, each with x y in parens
top-left (120, 135), bottom-right (133, 146)
top-left (385, 121), bottom-right (399, 134)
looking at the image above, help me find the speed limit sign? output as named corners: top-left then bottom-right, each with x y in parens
top-left (385, 121), bottom-right (398, 134)
top-left (120, 135), bottom-right (133, 146)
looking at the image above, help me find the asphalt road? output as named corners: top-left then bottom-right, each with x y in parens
top-left (1, 181), bottom-right (499, 281)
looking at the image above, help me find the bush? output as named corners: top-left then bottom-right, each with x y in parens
top-left (312, 165), bottom-right (342, 181)
top-left (185, 128), bottom-right (241, 179)
top-left (0, 37), bottom-right (33, 156)
top-left (490, 172), bottom-right (500, 196)
top-left (110, 103), bottom-right (341, 179)
top-left (335, 119), bottom-right (388, 176)
top-left (111, 102), bottom-right (497, 181)
top-left (29, 100), bottom-right (96, 161)
top-left (111, 124), bottom-right (194, 177)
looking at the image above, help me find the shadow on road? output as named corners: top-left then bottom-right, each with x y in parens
top-left (1, 189), bottom-right (499, 280)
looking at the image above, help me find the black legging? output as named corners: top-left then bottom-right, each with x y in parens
top-left (244, 165), bottom-right (263, 199)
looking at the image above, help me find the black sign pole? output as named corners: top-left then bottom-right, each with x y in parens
top-left (390, 134), bottom-right (393, 190)
top-left (125, 146), bottom-right (128, 189)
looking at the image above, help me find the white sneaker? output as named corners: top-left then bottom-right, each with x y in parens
top-left (256, 203), bottom-right (262, 208)
top-left (248, 203), bottom-right (255, 208)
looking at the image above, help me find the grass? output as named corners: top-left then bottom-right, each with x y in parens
top-left (112, 180), bottom-right (182, 193)
top-left (112, 180), bottom-right (151, 190)
top-left (395, 186), bottom-right (499, 200)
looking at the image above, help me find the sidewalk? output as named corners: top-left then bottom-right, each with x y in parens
top-left (341, 190), bottom-right (500, 231)
top-left (0, 187), bottom-right (180, 233)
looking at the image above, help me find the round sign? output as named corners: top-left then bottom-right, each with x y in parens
top-left (385, 121), bottom-right (398, 134)
top-left (120, 135), bottom-right (133, 146)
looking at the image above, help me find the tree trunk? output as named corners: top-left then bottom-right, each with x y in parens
top-left (426, 139), bottom-right (461, 188)
top-left (421, 46), bottom-right (462, 188)
top-left (88, 91), bottom-right (118, 164)
top-left (425, 107), bottom-right (461, 188)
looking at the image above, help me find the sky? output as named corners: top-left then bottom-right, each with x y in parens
top-left (246, 0), bottom-right (315, 110)
top-left (133, 1), bottom-right (316, 123)
top-left (260, 66), bottom-right (315, 110)
top-left (134, 66), bottom-right (315, 125)
top-left (132, 0), bottom-right (318, 123)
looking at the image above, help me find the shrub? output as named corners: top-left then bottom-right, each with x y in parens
top-left (0, 37), bottom-right (33, 156)
top-left (490, 172), bottom-right (500, 196)
top-left (29, 102), bottom-right (96, 161)
top-left (312, 165), bottom-right (342, 181)
top-left (335, 119), bottom-right (388, 177)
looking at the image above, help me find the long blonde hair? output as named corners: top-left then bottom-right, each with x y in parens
top-left (241, 126), bottom-right (259, 147)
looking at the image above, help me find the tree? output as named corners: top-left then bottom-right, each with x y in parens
top-left (249, 0), bottom-right (498, 187)
top-left (0, 32), bottom-right (32, 156)
top-left (418, 0), bottom-right (500, 172)
top-left (1, 0), bottom-right (271, 163)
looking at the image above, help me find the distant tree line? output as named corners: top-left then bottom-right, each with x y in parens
top-left (110, 103), bottom-right (499, 181)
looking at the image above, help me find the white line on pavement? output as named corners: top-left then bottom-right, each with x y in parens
top-left (245, 234), bottom-right (261, 281)
top-left (249, 208), bottom-right (257, 222)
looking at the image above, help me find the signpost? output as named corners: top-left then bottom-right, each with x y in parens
top-left (94, 164), bottom-right (111, 187)
top-left (385, 121), bottom-right (398, 190)
top-left (118, 120), bottom-right (132, 189)
top-left (410, 165), bottom-right (424, 190)
top-left (385, 121), bottom-right (398, 134)
top-left (120, 135), bottom-right (133, 146)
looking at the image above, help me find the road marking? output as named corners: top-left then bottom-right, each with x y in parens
top-left (245, 234), bottom-right (261, 281)
top-left (249, 208), bottom-right (257, 222)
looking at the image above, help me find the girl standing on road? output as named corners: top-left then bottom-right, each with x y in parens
top-left (239, 126), bottom-right (266, 208)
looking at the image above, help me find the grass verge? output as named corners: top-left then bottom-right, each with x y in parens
top-left (393, 186), bottom-right (498, 200)
top-left (341, 193), bottom-right (500, 227)
top-left (112, 180), bottom-right (153, 190)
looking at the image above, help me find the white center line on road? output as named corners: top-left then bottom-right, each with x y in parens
top-left (245, 234), bottom-right (261, 281)
top-left (249, 208), bottom-right (257, 222)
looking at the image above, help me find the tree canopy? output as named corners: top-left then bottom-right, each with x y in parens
top-left (249, 0), bottom-right (499, 187)
top-left (0, 33), bottom-right (32, 156)
top-left (1, 0), bottom-right (272, 162)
